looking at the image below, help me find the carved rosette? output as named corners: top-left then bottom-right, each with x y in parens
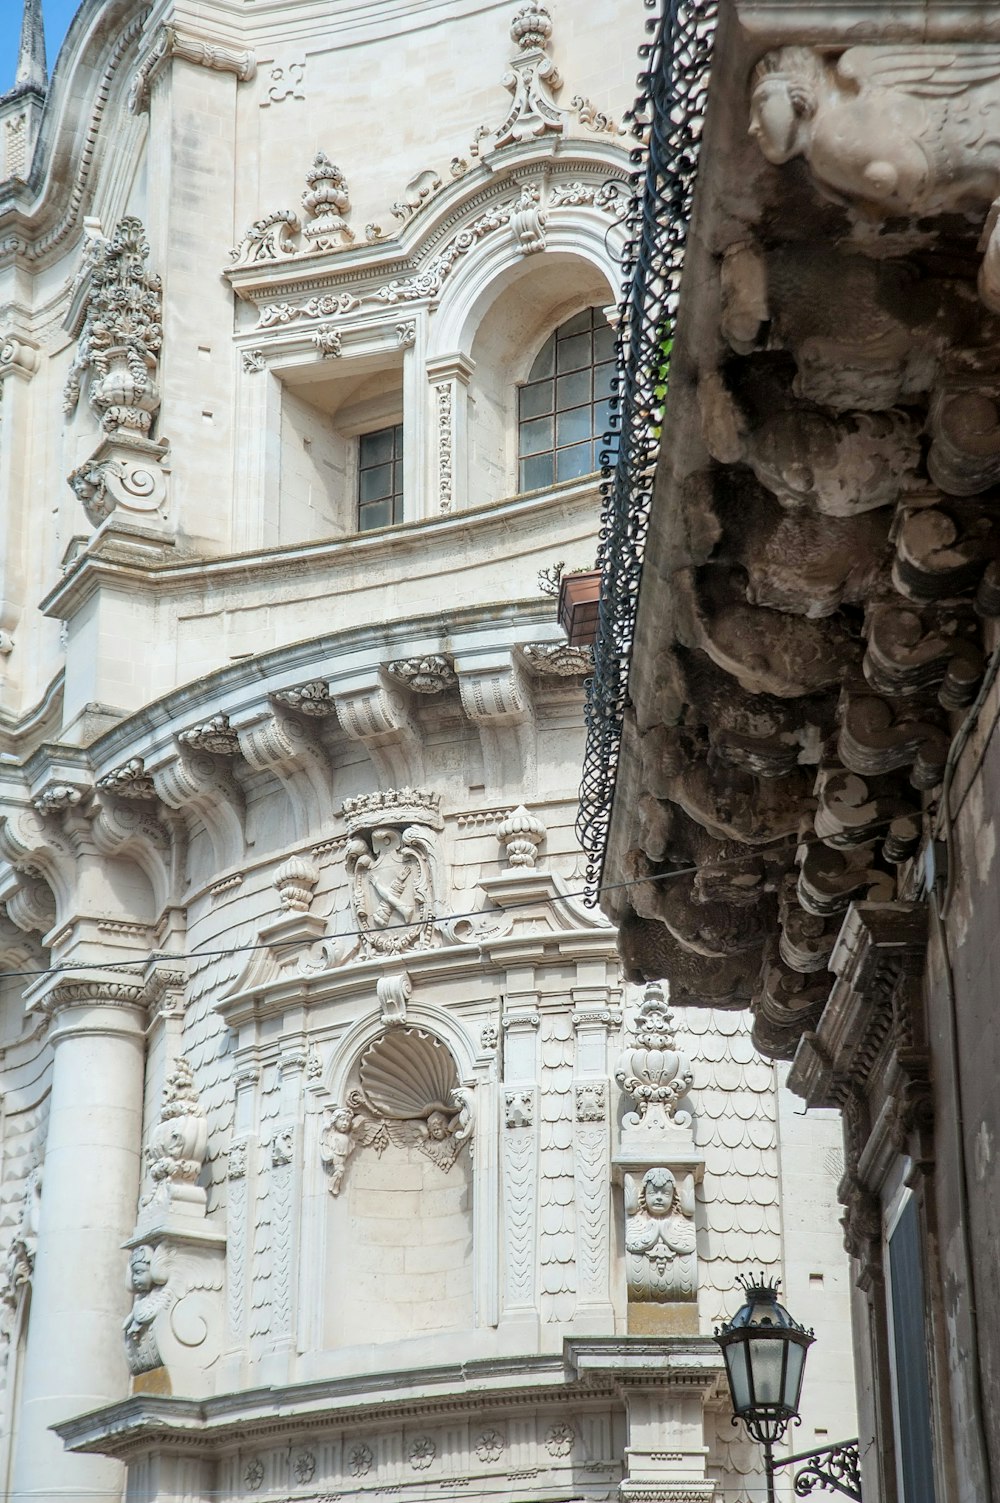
top-left (615, 984), bottom-right (694, 1131)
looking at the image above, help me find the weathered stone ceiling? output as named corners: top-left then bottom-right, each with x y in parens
top-left (607, 23), bottom-right (1000, 1060)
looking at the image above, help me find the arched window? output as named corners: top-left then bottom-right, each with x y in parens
top-left (517, 307), bottom-right (614, 491)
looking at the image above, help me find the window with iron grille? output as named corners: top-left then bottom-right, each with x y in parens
top-left (358, 423), bottom-right (404, 531)
top-left (517, 308), bottom-right (614, 492)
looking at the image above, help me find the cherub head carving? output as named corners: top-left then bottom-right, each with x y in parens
top-left (748, 48), bottom-right (823, 165)
top-left (640, 1166), bottom-right (677, 1219)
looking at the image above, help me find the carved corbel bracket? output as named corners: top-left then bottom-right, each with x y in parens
top-left (122, 1225), bottom-right (226, 1397)
top-left (892, 496), bottom-right (995, 604)
top-left (0, 334), bottom-right (39, 384)
top-left (151, 749), bottom-right (246, 871)
top-left (91, 800), bottom-right (175, 915)
top-left (797, 839), bottom-right (894, 920)
top-left (238, 711), bottom-right (333, 841)
top-left (813, 767), bottom-right (917, 851)
top-left (456, 655), bottom-right (534, 795)
top-left (864, 603), bottom-right (983, 709)
top-left (129, 23), bottom-right (257, 115)
top-left (676, 567), bottom-right (855, 699)
top-left (334, 678), bottom-right (422, 787)
top-left (618, 905), bottom-right (757, 1005)
top-left (838, 691), bottom-right (949, 791)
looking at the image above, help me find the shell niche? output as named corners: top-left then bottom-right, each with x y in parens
top-left (359, 1027), bottom-right (459, 1119)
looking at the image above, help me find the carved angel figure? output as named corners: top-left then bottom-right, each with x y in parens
top-left (624, 1167), bottom-right (697, 1302)
top-left (347, 824), bottom-right (435, 955)
top-left (123, 1243), bottom-right (173, 1375)
top-left (384, 1107), bottom-right (466, 1171)
top-left (749, 46), bottom-right (1000, 310)
top-left (320, 1107), bottom-right (359, 1196)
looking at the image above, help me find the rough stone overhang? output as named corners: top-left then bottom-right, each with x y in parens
top-left (603, 0), bottom-right (1000, 1072)
top-left (54, 1339), bottom-right (724, 1461)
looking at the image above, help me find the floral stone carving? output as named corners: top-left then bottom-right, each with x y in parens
top-left (748, 45), bottom-right (1000, 314)
top-left (141, 1058), bottom-right (208, 1218)
top-left (616, 982), bottom-right (694, 1132)
top-left (344, 788), bottom-right (441, 955)
top-left (624, 1166), bottom-right (698, 1302)
top-left (64, 216), bottom-right (170, 527)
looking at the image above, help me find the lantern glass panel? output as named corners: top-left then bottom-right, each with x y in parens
top-left (783, 1340), bottom-right (807, 1412)
top-left (747, 1337), bottom-right (785, 1407)
top-left (723, 1339), bottom-right (752, 1414)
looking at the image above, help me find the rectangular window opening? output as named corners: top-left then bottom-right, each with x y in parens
top-left (358, 423), bottom-right (404, 531)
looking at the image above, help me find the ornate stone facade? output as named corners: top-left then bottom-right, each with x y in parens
top-left (0, 2), bottom-right (854, 1500)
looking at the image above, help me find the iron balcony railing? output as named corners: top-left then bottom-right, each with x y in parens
top-left (577, 0), bottom-right (718, 894)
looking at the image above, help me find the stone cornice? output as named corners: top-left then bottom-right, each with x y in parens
top-left (55, 1338), bottom-right (721, 1459)
top-left (40, 480), bottom-right (599, 623)
top-left (218, 922), bottom-right (618, 1029)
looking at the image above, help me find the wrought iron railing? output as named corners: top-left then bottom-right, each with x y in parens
top-left (576, 0), bottom-right (718, 893)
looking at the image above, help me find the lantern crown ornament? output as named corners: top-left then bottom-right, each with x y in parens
top-left (714, 1274), bottom-right (815, 1448)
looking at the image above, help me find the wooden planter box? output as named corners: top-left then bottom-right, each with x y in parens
top-left (557, 569), bottom-right (601, 647)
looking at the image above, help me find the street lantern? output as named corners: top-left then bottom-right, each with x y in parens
top-left (714, 1275), bottom-right (814, 1500)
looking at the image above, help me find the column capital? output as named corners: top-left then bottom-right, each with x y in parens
top-left (29, 969), bottom-right (148, 1040)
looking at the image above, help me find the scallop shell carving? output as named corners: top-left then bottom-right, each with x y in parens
top-left (359, 1027), bottom-right (458, 1119)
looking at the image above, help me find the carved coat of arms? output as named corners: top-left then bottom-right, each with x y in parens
top-left (343, 789), bottom-right (441, 955)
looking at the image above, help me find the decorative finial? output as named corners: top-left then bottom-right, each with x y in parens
top-left (510, 2), bottom-right (553, 51)
top-left (493, 1), bottom-right (563, 150)
top-left (301, 152), bottom-right (355, 252)
top-left (12, 0), bottom-right (47, 97)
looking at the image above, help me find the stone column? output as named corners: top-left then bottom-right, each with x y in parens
top-left (12, 977), bottom-right (146, 1502)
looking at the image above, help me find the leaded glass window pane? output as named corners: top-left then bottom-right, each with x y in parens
top-left (517, 308), bottom-right (613, 493)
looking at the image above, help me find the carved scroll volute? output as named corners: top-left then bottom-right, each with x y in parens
top-left (927, 388), bottom-right (1000, 496)
top-left (813, 768), bottom-right (916, 850)
top-left (151, 748), bottom-right (246, 869)
top-left (838, 693), bottom-right (949, 791)
top-left (864, 604), bottom-right (983, 709)
top-left (797, 840), bottom-right (894, 919)
top-left (892, 500), bottom-right (994, 604)
top-left (238, 712), bottom-right (333, 842)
